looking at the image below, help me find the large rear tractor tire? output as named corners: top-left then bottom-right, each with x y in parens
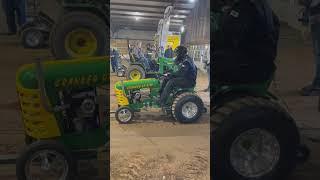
top-left (212, 96), bottom-right (300, 180)
top-left (51, 11), bottom-right (107, 59)
top-left (172, 92), bottom-right (205, 123)
top-left (126, 65), bottom-right (146, 80)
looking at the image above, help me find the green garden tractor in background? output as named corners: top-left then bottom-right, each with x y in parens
top-left (116, 40), bottom-right (176, 80)
top-left (50, 0), bottom-right (108, 59)
top-left (15, 57), bottom-right (108, 179)
top-left (124, 56), bottom-right (176, 80)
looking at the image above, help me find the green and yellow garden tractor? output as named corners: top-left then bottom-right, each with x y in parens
top-left (15, 57), bottom-right (108, 179)
top-left (114, 77), bottom-right (207, 124)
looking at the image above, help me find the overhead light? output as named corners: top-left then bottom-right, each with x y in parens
top-left (135, 16), bottom-right (140, 21)
top-left (180, 26), bottom-right (185, 33)
top-left (174, 15), bottom-right (178, 18)
top-left (189, 0), bottom-right (195, 2)
top-left (134, 12), bottom-right (141, 16)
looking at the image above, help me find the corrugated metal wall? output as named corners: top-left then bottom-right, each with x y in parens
top-left (183, 0), bottom-right (210, 45)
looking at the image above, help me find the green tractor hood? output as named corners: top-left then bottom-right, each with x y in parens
top-left (17, 57), bottom-right (108, 91)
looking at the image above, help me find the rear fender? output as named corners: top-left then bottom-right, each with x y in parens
top-left (212, 87), bottom-right (272, 108)
top-left (63, 6), bottom-right (109, 25)
top-left (130, 63), bottom-right (145, 70)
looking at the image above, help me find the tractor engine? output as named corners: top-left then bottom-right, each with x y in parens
top-left (60, 88), bottom-right (100, 133)
top-left (130, 90), bottom-right (142, 104)
top-left (16, 57), bottom-right (108, 139)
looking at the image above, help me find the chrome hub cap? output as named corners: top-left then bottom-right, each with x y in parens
top-left (118, 108), bottom-right (132, 123)
top-left (181, 102), bottom-right (198, 119)
top-left (25, 150), bottom-right (69, 180)
top-left (230, 128), bottom-right (280, 178)
top-left (26, 31), bottom-right (41, 47)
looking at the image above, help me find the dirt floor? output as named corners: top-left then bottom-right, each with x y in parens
top-left (0, 23), bottom-right (320, 179)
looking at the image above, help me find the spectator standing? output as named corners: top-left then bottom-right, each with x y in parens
top-left (2, 0), bottom-right (26, 35)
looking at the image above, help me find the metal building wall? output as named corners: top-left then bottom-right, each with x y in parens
top-left (183, 0), bottom-right (210, 45)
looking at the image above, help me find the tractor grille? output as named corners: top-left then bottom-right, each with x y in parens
top-left (114, 87), bottom-right (129, 106)
top-left (16, 85), bottom-right (61, 139)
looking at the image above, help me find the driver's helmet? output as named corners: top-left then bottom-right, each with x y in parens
top-left (174, 46), bottom-right (188, 61)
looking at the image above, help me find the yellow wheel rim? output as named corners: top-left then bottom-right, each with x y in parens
top-left (130, 70), bottom-right (141, 80)
top-left (65, 28), bottom-right (98, 58)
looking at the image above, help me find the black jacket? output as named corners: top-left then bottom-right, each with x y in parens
top-left (172, 56), bottom-right (197, 84)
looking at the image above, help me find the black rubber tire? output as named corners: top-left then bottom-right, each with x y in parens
top-left (126, 65), bottom-right (146, 80)
top-left (117, 65), bottom-right (127, 77)
top-left (16, 140), bottom-right (77, 180)
top-left (21, 28), bottom-right (44, 49)
top-left (115, 107), bottom-right (134, 124)
top-left (18, 22), bottom-right (36, 37)
top-left (212, 96), bottom-right (300, 180)
top-left (51, 11), bottom-right (107, 59)
top-left (172, 92), bottom-right (204, 123)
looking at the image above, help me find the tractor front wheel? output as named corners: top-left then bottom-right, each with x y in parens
top-left (16, 140), bottom-right (77, 180)
top-left (212, 97), bottom-right (300, 180)
top-left (21, 28), bottom-right (45, 49)
top-left (117, 65), bottom-right (127, 77)
top-left (115, 107), bottom-right (134, 124)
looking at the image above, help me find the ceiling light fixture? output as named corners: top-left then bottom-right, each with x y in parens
top-left (180, 26), bottom-right (185, 33)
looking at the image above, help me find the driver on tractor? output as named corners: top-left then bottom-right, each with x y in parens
top-left (159, 46), bottom-right (197, 106)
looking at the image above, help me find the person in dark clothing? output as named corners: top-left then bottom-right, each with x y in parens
top-left (164, 46), bottom-right (174, 58)
top-left (111, 49), bottom-right (119, 73)
top-left (212, 0), bottom-right (279, 85)
top-left (2, 0), bottom-right (26, 35)
top-left (159, 46), bottom-right (198, 106)
top-left (203, 58), bottom-right (210, 92)
top-left (299, 0), bottom-right (320, 95)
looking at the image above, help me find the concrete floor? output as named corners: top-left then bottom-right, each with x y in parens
top-left (271, 25), bottom-right (320, 179)
top-left (0, 23), bottom-right (319, 179)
